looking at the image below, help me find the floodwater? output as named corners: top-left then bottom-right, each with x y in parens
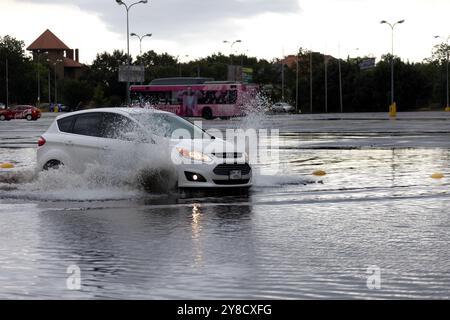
top-left (0, 112), bottom-right (450, 299)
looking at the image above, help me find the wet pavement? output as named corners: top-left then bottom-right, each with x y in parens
top-left (0, 111), bottom-right (449, 299)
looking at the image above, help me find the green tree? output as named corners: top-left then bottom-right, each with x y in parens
top-left (0, 35), bottom-right (36, 105)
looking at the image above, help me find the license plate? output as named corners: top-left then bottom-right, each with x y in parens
top-left (229, 170), bottom-right (242, 180)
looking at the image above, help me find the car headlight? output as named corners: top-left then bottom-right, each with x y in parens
top-left (177, 147), bottom-right (212, 163)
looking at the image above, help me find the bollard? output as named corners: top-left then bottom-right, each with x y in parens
top-left (389, 102), bottom-right (397, 117)
top-left (0, 163), bottom-right (14, 169)
top-left (431, 173), bottom-right (444, 179)
top-left (313, 170), bottom-right (327, 176)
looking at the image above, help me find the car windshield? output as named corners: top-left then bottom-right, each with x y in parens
top-left (132, 113), bottom-right (210, 139)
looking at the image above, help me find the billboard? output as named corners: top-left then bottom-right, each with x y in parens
top-left (359, 58), bottom-right (376, 70)
top-left (242, 67), bottom-right (253, 83)
top-left (227, 65), bottom-right (253, 83)
top-left (119, 65), bottom-right (145, 82)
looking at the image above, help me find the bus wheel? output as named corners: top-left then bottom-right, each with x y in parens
top-left (202, 107), bottom-right (213, 120)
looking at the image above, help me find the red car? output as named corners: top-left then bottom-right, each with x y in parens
top-left (0, 105), bottom-right (41, 121)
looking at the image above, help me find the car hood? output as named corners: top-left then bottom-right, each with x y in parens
top-left (169, 137), bottom-right (238, 155)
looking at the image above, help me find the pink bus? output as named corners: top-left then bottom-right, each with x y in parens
top-left (129, 77), bottom-right (257, 119)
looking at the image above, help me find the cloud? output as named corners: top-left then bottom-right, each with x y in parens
top-left (16, 0), bottom-right (301, 39)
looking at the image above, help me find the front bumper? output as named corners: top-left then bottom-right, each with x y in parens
top-left (177, 162), bottom-right (253, 188)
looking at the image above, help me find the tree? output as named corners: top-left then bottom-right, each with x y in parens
top-left (60, 79), bottom-right (93, 109)
top-left (83, 50), bottom-right (130, 105)
top-left (0, 35), bottom-right (36, 105)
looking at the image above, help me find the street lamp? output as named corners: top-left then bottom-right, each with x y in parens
top-left (177, 55), bottom-right (189, 77)
top-left (130, 32), bottom-right (152, 55)
top-left (223, 40), bottom-right (242, 65)
top-left (5, 58), bottom-right (8, 108)
top-left (36, 50), bottom-right (48, 107)
top-left (296, 47), bottom-right (300, 113)
top-left (47, 58), bottom-right (63, 107)
top-left (434, 35), bottom-right (450, 111)
top-left (380, 19), bottom-right (405, 117)
top-left (116, 0), bottom-right (149, 105)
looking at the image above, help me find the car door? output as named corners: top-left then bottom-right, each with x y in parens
top-left (10, 106), bottom-right (22, 119)
top-left (69, 112), bottom-right (107, 171)
top-left (100, 112), bottom-right (154, 168)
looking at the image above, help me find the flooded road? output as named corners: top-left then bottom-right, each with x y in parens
top-left (1, 112), bottom-right (450, 299)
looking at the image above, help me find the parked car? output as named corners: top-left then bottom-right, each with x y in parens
top-left (37, 108), bottom-right (252, 189)
top-left (0, 105), bottom-right (41, 121)
top-left (0, 108), bottom-right (12, 121)
top-left (271, 102), bottom-right (296, 113)
top-left (0, 103), bottom-right (5, 110)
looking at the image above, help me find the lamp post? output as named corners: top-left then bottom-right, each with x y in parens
top-left (48, 59), bottom-right (63, 106)
top-left (434, 35), bottom-right (450, 111)
top-left (338, 43), bottom-right (343, 113)
top-left (36, 50), bottom-right (48, 107)
top-left (177, 55), bottom-right (189, 77)
top-left (116, 0), bottom-right (149, 105)
top-left (310, 49), bottom-right (313, 113)
top-left (296, 48), bottom-right (299, 113)
top-left (380, 19), bottom-right (405, 117)
top-left (324, 53), bottom-right (328, 113)
top-left (130, 32), bottom-right (152, 55)
top-left (5, 58), bottom-right (8, 108)
top-left (223, 40), bottom-right (241, 65)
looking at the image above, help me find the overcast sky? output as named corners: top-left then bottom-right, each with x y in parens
top-left (1, 0), bottom-right (449, 64)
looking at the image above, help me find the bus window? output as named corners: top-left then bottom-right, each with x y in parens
top-left (227, 90), bottom-right (237, 104)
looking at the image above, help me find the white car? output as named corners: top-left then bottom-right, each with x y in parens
top-left (272, 102), bottom-right (296, 113)
top-left (36, 108), bottom-right (252, 189)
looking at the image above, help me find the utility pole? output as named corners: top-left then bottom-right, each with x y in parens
top-left (116, 0), bottom-right (149, 106)
top-left (48, 70), bottom-right (51, 103)
top-left (281, 59), bottom-right (285, 101)
top-left (381, 19), bottom-right (405, 117)
top-left (310, 50), bottom-right (313, 113)
top-left (6, 58), bottom-right (9, 108)
top-left (338, 43), bottom-right (343, 113)
top-left (296, 49), bottom-right (299, 113)
top-left (324, 54), bottom-right (328, 113)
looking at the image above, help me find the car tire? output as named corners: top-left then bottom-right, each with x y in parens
top-left (43, 160), bottom-right (64, 171)
top-left (202, 107), bottom-right (213, 120)
top-left (0, 115), bottom-right (5, 121)
top-left (26, 114), bottom-right (33, 121)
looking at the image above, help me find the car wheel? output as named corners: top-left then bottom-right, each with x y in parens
top-left (26, 114), bottom-right (33, 121)
top-left (0, 115), bottom-right (5, 121)
top-left (202, 107), bottom-right (213, 120)
top-left (43, 160), bottom-right (64, 171)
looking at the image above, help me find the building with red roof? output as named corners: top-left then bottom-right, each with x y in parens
top-left (27, 29), bottom-right (84, 80)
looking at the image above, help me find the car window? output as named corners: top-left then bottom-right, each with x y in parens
top-left (57, 116), bottom-right (75, 133)
top-left (72, 113), bottom-right (104, 137)
top-left (102, 113), bottom-right (144, 140)
top-left (134, 113), bottom-right (209, 139)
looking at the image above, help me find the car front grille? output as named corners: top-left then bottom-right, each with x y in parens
top-left (212, 152), bottom-right (243, 159)
top-left (213, 163), bottom-right (251, 176)
top-left (213, 179), bottom-right (250, 185)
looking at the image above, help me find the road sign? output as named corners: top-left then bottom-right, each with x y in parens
top-left (119, 65), bottom-right (145, 82)
top-left (359, 58), bottom-right (376, 70)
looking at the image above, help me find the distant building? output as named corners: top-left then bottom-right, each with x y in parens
top-left (27, 29), bottom-right (84, 80)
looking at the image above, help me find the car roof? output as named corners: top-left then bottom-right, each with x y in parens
top-left (55, 107), bottom-right (170, 121)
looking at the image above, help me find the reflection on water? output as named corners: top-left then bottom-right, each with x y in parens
top-left (0, 142), bottom-right (450, 299)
